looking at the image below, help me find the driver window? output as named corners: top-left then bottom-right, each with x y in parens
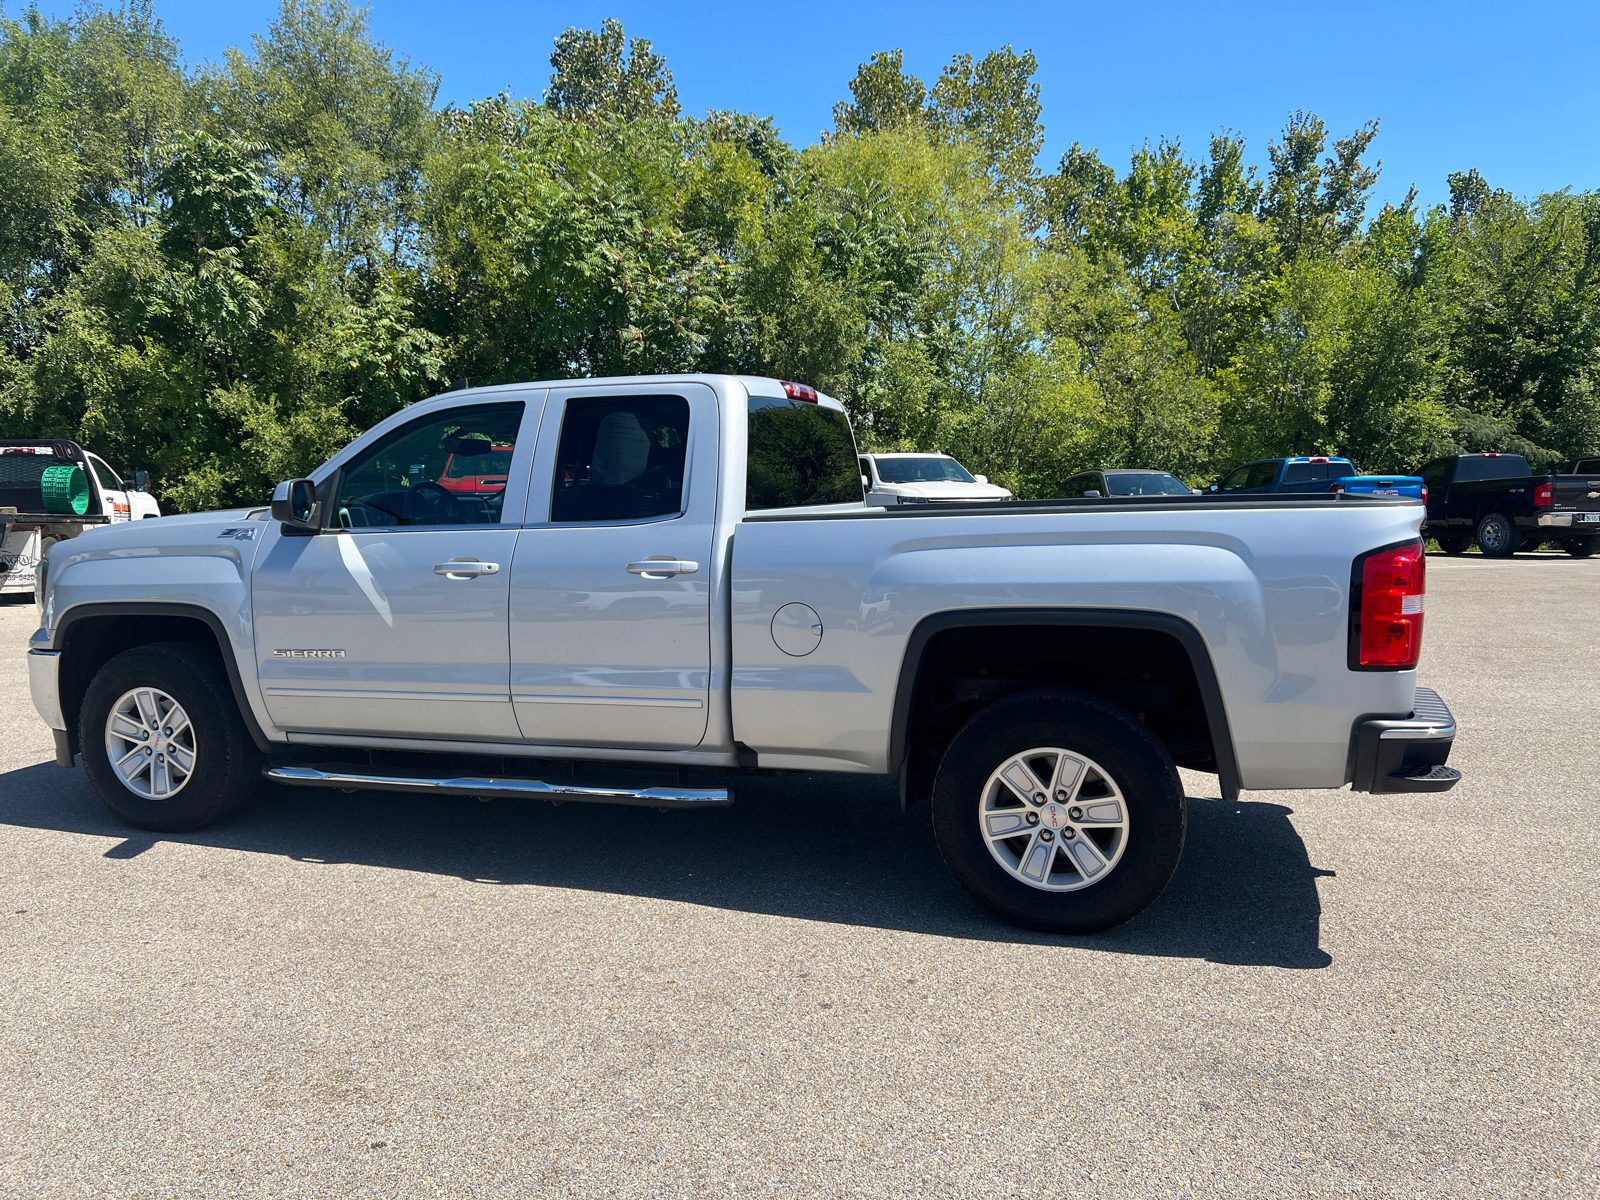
top-left (1218, 465), bottom-right (1252, 492)
top-left (87, 454), bottom-right (124, 489)
top-left (334, 402), bottom-right (525, 528)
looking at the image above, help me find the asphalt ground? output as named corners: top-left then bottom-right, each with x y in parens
top-left (1, 551), bottom-right (1596, 1199)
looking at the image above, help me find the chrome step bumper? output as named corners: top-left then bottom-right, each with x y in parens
top-left (264, 765), bottom-right (732, 809)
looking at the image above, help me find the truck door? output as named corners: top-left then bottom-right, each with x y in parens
top-left (508, 382), bottom-right (717, 750)
top-left (1218, 461), bottom-right (1280, 494)
top-left (251, 397), bottom-right (538, 742)
top-left (84, 454), bottom-right (131, 522)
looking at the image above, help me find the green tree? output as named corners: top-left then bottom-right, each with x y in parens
top-left (546, 17), bottom-right (678, 123)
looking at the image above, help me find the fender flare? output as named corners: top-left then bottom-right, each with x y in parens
top-left (53, 601), bottom-right (272, 753)
top-left (887, 607), bottom-right (1242, 804)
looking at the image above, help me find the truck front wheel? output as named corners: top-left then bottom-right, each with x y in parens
top-left (80, 642), bottom-right (262, 832)
top-left (1475, 512), bottom-right (1519, 558)
top-left (1435, 537), bottom-right (1470, 555)
top-left (930, 690), bottom-right (1186, 934)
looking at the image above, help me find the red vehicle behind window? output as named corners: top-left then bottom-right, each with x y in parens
top-left (437, 444), bottom-right (515, 494)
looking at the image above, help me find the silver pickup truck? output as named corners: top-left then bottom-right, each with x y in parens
top-left (26, 375), bottom-right (1459, 933)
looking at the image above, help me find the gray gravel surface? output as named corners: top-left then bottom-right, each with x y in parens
top-left (1, 552), bottom-right (1597, 1199)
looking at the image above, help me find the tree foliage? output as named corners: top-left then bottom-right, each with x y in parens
top-left (3, 5), bottom-right (1598, 512)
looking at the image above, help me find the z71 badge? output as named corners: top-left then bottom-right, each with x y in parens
top-left (217, 527), bottom-right (257, 541)
top-left (273, 649), bottom-right (346, 659)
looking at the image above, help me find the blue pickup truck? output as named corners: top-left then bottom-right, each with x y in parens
top-left (1210, 457), bottom-right (1425, 499)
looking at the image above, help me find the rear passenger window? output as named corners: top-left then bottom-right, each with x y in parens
top-left (550, 395), bottom-right (690, 523)
top-left (1281, 462), bottom-right (1320, 483)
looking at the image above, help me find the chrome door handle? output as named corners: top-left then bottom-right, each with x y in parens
top-left (627, 558), bottom-right (700, 578)
top-left (434, 558), bottom-right (499, 577)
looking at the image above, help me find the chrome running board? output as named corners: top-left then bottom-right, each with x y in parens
top-left (264, 765), bottom-right (731, 809)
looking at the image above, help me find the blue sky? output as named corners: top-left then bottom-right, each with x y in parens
top-left (41, 0), bottom-right (1600, 211)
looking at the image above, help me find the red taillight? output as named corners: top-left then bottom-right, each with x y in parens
top-left (781, 381), bottom-right (818, 402)
top-left (1533, 481), bottom-right (1553, 507)
top-left (1351, 541), bottom-right (1425, 669)
top-left (1330, 482), bottom-right (1345, 494)
top-left (1421, 483), bottom-right (1429, 503)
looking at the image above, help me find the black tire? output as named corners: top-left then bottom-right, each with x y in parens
top-left (930, 689), bottom-right (1186, 934)
top-left (1435, 537), bottom-right (1470, 555)
top-left (80, 642), bottom-right (262, 832)
top-left (1475, 512), bottom-right (1520, 558)
top-left (1564, 536), bottom-right (1599, 558)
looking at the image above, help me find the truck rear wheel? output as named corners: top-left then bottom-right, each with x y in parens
top-left (930, 690), bottom-right (1186, 934)
top-left (80, 642), bottom-right (261, 832)
top-left (1435, 537), bottom-right (1469, 555)
top-left (1475, 512), bottom-right (1519, 558)
top-left (1565, 536), bottom-right (1598, 558)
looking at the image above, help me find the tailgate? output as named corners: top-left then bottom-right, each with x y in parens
top-left (1552, 474), bottom-right (1600, 510)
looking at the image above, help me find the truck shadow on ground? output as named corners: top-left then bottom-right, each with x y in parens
top-left (0, 760), bottom-right (1332, 968)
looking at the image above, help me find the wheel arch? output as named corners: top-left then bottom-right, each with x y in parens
top-left (888, 608), bottom-right (1241, 811)
top-left (53, 602), bottom-right (271, 757)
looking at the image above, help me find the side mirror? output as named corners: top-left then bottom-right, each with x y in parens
top-left (1208, 484), bottom-right (1219, 493)
top-left (974, 474), bottom-right (988, 484)
top-left (861, 474), bottom-right (871, 488)
top-left (1191, 487), bottom-right (1203, 495)
top-left (133, 470), bottom-right (149, 493)
top-left (271, 478), bottom-right (318, 529)
top-left (1084, 489), bottom-right (1102, 498)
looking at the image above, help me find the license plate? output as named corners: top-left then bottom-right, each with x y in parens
top-left (1579, 512), bottom-right (1600, 523)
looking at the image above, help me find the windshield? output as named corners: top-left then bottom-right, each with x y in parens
top-left (1104, 472), bottom-right (1192, 496)
top-left (746, 398), bottom-right (862, 510)
top-left (873, 457), bottom-right (975, 484)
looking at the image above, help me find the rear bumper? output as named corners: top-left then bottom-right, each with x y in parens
top-left (1349, 686), bottom-right (1459, 793)
top-left (1535, 512), bottom-right (1600, 529)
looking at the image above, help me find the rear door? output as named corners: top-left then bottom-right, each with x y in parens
top-left (508, 382), bottom-right (718, 750)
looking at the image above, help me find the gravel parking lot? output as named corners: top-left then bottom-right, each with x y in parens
top-left (2, 552), bottom-right (1597, 1199)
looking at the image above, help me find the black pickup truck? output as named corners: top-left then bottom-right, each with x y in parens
top-left (1419, 452), bottom-right (1600, 557)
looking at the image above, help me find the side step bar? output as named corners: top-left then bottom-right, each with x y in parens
top-left (264, 765), bottom-right (732, 809)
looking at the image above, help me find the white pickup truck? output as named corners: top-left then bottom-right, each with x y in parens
top-left (1, 440), bottom-right (160, 596)
top-left (26, 375), bottom-right (1459, 933)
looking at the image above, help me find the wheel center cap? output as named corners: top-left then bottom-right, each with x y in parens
top-left (1039, 802), bottom-right (1072, 830)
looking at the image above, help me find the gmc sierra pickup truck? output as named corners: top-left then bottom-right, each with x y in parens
top-left (27, 375), bottom-right (1459, 934)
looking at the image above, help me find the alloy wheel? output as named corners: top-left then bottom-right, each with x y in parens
top-left (979, 747), bottom-right (1130, 892)
top-left (104, 686), bottom-right (197, 800)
